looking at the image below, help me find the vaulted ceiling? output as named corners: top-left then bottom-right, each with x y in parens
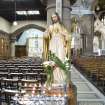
top-left (0, 0), bottom-right (104, 22)
top-left (0, 0), bottom-right (78, 23)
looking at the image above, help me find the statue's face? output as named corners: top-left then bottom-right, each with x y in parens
top-left (52, 14), bottom-right (59, 23)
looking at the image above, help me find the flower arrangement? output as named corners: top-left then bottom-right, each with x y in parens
top-left (43, 51), bottom-right (70, 86)
top-left (48, 51), bottom-right (70, 76)
top-left (43, 61), bottom-right (55, 86)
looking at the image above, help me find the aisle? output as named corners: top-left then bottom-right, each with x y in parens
top-left (71, 65), bottom-right (105, 105)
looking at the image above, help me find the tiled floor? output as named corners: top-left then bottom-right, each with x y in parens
top-left (71, 65), bottom-right (105, 105)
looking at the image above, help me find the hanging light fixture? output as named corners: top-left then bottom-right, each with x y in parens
top-left (13, 0), bottom-right (18, 26)
top-left (96, 5), bottom-right (100, 11)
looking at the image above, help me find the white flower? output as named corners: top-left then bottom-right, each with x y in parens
top-left (66, 63), bottom-right (70, 68)
top-left (43, 61), bottom-right (50, 67)
top-left (49, 61), bottom-right (55, 66)
top-left (43, 61), bottom-right (55, 67)
top-left (64, 57), bottom-right (69, 61)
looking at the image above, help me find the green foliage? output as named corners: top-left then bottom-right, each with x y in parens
top-left (43, 51), bottom-right (71, 86)
top-left (44, 65), bottom-right (53, 86)
top-left (48, 51), bottom-right (70, 81)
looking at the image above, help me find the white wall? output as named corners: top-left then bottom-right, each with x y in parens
top-left (0, 17), bottom-right (11, 33)
top-left (0, 17), bottom-right (47, 34)
top-left (10, 20), bottom-right (47, 33)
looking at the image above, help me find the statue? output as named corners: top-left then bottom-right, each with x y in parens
top-left (43, 12), bottom-right (71, 85)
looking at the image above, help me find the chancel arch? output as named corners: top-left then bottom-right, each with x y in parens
top-left (10, 24), bottom-right (45, 58)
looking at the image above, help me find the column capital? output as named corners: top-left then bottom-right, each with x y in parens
top-left (10, 36), bottom-right (16, 43)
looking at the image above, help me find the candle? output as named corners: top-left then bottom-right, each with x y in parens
top-left (42, 90), bottom-right (45, 94)
top-left (53, 94), bottom-right (56, 97)
top-left (48, 87), bottom-right (51, 90)
top-left (32, 87), bottom-right (35, 91)
top-left (34, 84), bottom-right (37, 87)
top-left (64, 94), bottom-right (67, 97)
top-left (58, 94), bottom-right (61, 97)
top-left (29, 84), bottom-right (32, 87)
top-left (24, 83), bottom-right (27, 87)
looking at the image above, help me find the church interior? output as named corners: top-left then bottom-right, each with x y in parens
top-left (0, 0), bottom-right (105, 105)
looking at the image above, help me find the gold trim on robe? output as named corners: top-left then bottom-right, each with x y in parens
top-left (43, 23), bottom-right (71, 61)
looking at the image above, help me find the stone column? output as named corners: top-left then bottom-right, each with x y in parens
top-left (46, 0), bottom-right (71, 31)
top-left (81, 14), bottom-right (94, 55)
top-left (62, 0), bottom-right (71, 31)
top-left (99, 36), bottom-right (102, 49)
top-left (46, 0), bottom-right (56, 26)
top-left (86, 14), bottom-right (94, 55)
top-left (10, 37), bottom-right (16, 57)
top-left (81, 34), bottom-right (86, 54)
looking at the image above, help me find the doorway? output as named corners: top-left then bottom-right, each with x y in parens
top-left (15, 45), bottom-right (27, 57)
